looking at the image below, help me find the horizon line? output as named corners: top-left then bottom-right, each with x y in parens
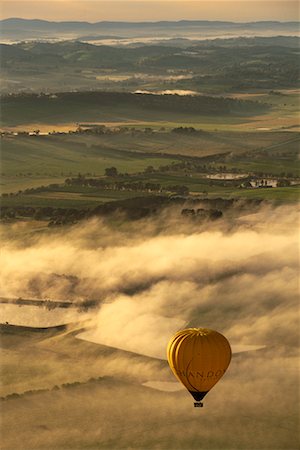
top-left (1, 17), bottom-right (299, 23)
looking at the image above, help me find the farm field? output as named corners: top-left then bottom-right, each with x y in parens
top-left (1, 128), bottom-right (299, 177)
top-left (2, 185), bottom-right (298, 210)
top-left (1, 126), bottom-right (299, 211)
top-left (4, 128), bottom-right (298, 158)
top-left (0, 190), bottom-right (150, 208)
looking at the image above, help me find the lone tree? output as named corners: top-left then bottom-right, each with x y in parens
top-left (105, 167), bottom-right (118, 177)
top-left (144, 165), bottom-right (155, 174)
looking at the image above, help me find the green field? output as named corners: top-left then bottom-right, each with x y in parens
top-left (0, 189), bottom-right (150, 208)
top-left (1, 90), bottom-right (299, 211)
top-left (1, 134), bottom-right (182, 194)
top-left (1, 135), bottom-right (178, 176)
top-left (1, 128), bottom-right (299, 207)
top-left (2, 130), bottom-right (299, 178)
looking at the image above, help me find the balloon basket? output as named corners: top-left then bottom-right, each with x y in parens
top-left (194, 402), bottom-right (203, 408)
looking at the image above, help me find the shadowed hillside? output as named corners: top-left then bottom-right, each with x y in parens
top-left (1, 91), bottom-right (268, 126)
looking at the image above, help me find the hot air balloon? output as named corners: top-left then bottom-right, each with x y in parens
top-left (167, 328), bottom-right (231, 407)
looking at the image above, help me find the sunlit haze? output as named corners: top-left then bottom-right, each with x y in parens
top-left (1, 1), bottom-right (298, 22)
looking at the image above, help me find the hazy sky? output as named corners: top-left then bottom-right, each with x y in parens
top-left (0, 1), bottom-right (298, 22)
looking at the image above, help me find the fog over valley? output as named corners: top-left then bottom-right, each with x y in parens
top-left (1, 204), bottom-right (299, 449)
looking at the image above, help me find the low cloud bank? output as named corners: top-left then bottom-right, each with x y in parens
top-left (0, 204), bottom-right (298, 357)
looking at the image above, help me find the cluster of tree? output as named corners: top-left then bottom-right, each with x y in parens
top-left (168, 185), bottom-right (190, 195)
top-left (1, 90), bottom-right (268, 121)
top-left (277, 179), bottom-right (292, 187)
top-left (181, 208), bottom-right (223, 220)
top-left (0, 206), bottom-right (87, 223)
top-left (65, 173), bottom-right (161, 192)
top-left (115, 181), bottom-right (161, 192)
top-left (156, 161), bottom-right (231, 174)
top-left (73, 125), bottom-right (157, 136)
top-left (64, 173), bottom-right (189, 195)
top-left (1, 196), bottom-right (262, 226)
top-left (64, 174), bottom-right (107, 187)
top-left (75, 124), bottom-right (107, 135)
top-left (0, 375), bottom-right (112, 402)
top-left (104, 167), bottom-right (118, 177)
top-left (47, 209), bottom-right (87, 226)
top-left (157, 162), bottom-right (192, 172)
top-left (1, 184), bottom-right (61, 198)
top-left (0, 171), bottom-right (73, 177)
top-left (1, 197), bottom-right (165, 224)
top-left (171, 127), bottom-right (200, 134)
top-left (224, 63), bottom-right (298, 90)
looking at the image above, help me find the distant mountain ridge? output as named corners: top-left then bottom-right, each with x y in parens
top-left (1, 18), bottom-right (298, 41)
top-left (2, 18), bottom-right (299, 28)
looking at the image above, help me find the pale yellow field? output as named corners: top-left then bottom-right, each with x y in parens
top-left (1, 123), bottom-right (79, 133)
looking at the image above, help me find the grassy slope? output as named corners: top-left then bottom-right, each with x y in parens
top-left (56, 129), bottom-right (300, 157)
top-left (2, 130), bottom-right (299, 174)
top-left (0, 325), bottom-right (166, 397)
top-left (218, 135), bottom-right (300, 176)
top-left (1, 135), bottom-right (179, 194)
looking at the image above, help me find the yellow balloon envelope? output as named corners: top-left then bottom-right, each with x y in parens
top-left (167, 328), bottom-right (231, 406)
